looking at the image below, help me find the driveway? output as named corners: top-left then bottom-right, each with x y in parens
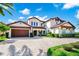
top-left (0, 37), bottom-right (79, 56)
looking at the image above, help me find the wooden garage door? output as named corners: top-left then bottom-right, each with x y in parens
top-left (11, 29), bottom-right (29, 37)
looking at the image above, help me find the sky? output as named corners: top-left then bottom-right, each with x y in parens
top-left (0, 3), bottom-right (79, 32)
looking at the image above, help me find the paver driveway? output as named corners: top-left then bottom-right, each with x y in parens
top-left (0, 37), bottom-right (79, 56)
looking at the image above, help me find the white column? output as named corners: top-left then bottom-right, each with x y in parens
top-left (37, 30), bottom-right (39, 36)
top-left (29, 30), bottom-right (30, 37)
top-left (42, 30), bottom-right (43, 35)
top-left (29, 27), bottom-right (33, 37)
top-left (9, 29), bottom-right (11, 38)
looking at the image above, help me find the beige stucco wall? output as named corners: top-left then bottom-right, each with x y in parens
top-left (10, 22), bottom-right (30, 27)
top-left (28, 18), bottom-right (43, 27)
top-left (62, 23), bottom-right (72, 27)
top-left (49, 28), bottom-right (59, 34)
top-left (49, 27), bottom-right (74, 34)
top-left (32, 28), bottom-right (45, 31)
top-left (46, 19), bottom-right (61, 29)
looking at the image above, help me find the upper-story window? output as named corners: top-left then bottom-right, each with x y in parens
top-left (34, 22), bottom-right (36, 26)
top-left (36, 22), bottom-right (38, 26)
top-left (31, 22), bottom-right (33, 26)
top-left (31, 22), bottom-right (39, 27)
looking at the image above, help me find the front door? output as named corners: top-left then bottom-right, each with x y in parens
top-left (33, 30), bottom-right (37, 36)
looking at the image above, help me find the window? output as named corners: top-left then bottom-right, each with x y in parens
top-left (31, 22), bottom-right (39, 27)
top-left (36, 22), bottom-right (38, 26)
top-left (31, 22), bottom-right (33, 26)
top-left (34, 22), bottom-right (35, 26)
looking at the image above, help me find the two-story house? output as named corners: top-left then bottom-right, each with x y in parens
top-left (6, 17), bottom-right (75, 38)
top-left (7, 17), bottom-right (46, 37)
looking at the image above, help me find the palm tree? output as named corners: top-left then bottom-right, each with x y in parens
top-left (0, 3), bottom-right (14, 16)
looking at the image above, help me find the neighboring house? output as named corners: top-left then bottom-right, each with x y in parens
top-left (6, 17), bottom-right (75, 38)
top-left (42, 17), bottom-right (75, 34)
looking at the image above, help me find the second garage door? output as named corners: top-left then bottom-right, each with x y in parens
top-left (11, 29), bottom-right (29, 37)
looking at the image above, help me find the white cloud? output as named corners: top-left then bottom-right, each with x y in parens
top-left (27, 16), bottom-right (33, 18)
top-left (27, 16), bottom-right (48, 21)
top-left (75, 10), bottom-right (79, 19)
top-left (18, 16), bottom-right (25, 20)
top-left (8, 19), bottom-right (16, 23)
top-left (36, 8), bottom-right (42, 11)
top-left (53, 4), bottom-right (61, 8)
top-left (63, 3), bottom-right (79, 9)
top-left (35, 16), bottom-right (48, 21)
top-left (20, 8), bottom-right (30, 15)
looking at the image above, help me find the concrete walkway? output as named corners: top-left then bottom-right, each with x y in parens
top-left (0, 37), bottom-right (79, 56)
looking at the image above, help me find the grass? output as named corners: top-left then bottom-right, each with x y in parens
top-left (47, 42), bottom-right (79, 56)
top-left (0, 36), bottom-right (7, 41)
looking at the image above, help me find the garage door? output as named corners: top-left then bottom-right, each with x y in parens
top-left (11, 29), bottom-right (29, 37)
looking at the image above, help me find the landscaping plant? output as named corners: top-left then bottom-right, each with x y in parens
top-left (47, 42), bottom-right (79, 56)
top-left (0, 23), bottom-right (10, 41)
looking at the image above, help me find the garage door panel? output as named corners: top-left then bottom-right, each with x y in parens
top-left (11, 29), bottom-right (29, 37)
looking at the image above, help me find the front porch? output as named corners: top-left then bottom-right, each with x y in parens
top-left (30, 27), bottom-right (46, 36)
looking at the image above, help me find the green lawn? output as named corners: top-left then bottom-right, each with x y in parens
top-left (47, 42), bottom-right (79, 56)
top-left (0, 36), bottom-right (7, 41)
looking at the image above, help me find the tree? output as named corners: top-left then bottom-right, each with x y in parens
top-left (0, 3), bottom-right (14, 16)
top-left (0, 23), bottom-right (10, 36)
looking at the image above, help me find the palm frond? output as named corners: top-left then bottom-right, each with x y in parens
top-left (1, 6), bottom-right (13, 15)
top-left (0, 8), bottom-right (5, 16)
top-left (0, 3), bottom-right (14, 16)
top-left (1, 3), bottom-right (14, 10)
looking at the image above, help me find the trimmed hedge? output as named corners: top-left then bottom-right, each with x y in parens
top-left (47, 42), bottom-right (79, 56)
top-left (60, 34), bottom-right (75, 38)
top-left (47, 32), bottom-right (75, 38)
top-left (74, 32), bottom-right (79, 38)
top-left (47, 32), bottom-right (54, 37)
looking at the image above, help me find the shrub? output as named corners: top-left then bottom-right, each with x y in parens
top-left (47, 42), bottom-right (79, 56)
top-left (52, 48), bottom-right (67, 56)
top-left (60, 34), bottom-right (74, 38)
top-left (54, 34), bottom-right (59, 37)
top-left (47, 45), bottom-right (62, 56)
top-left (65, 52), bottom-right (79, 56)
top-left (63, 44), bottom-right (73, 51)
top-left (47, 32), bottom-right (59, 38)
top-left (0, 36), bottom-right (7, 41)
top-left (47, 32), bottom-right (75, 38)
top-left (74, 32), bottom-right (79, 38)
top-left (73, 44), bottom-right (79, 49)
top-left (47, 32), bottom-right (54, 37)
top-left (47, 48), bottom-right (53, 56)
top-left (75, 35), bottom-right (79, 38)
top-left (64, 46), bottom-right (73, 51)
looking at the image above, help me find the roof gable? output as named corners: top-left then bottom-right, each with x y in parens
top-left (27, 17), bottom-right (45, 22)
top-left (7, 21), bottom-right (31, 27)
top-left (51, 22), bottom-right (75, 29)
top-left (60, 22), bottom-right (75, 28)
top-left (45, 17), bottom-right (65, 23)
top-left (61, 22), bottom-right (72, 27)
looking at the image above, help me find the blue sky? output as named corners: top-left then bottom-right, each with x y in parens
top-left (0, 3), bottom-right (79, 32)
